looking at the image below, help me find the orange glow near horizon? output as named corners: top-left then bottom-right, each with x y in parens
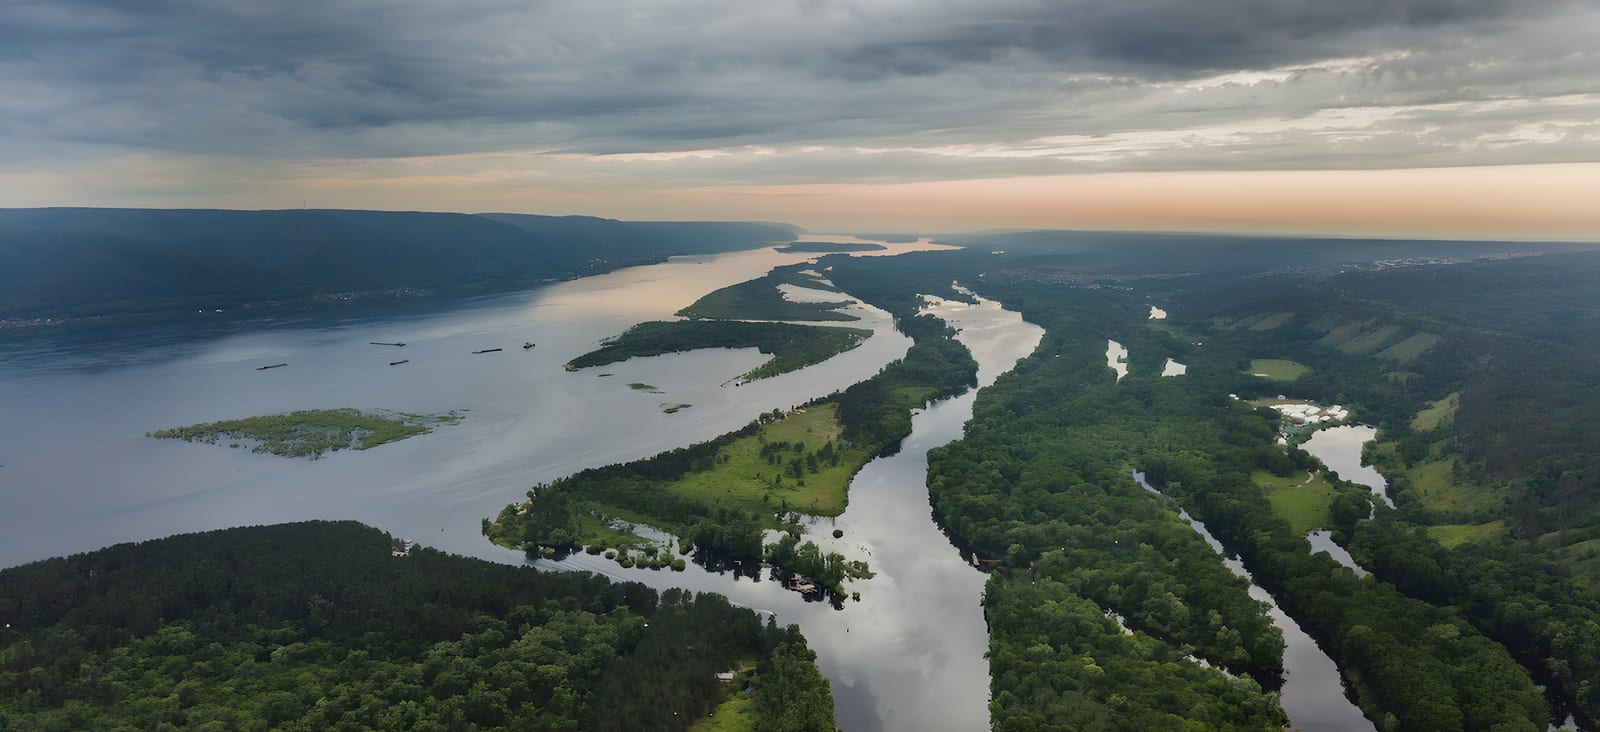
top-left (6, 162), bottom-right (1598, 241)
top-left (622, 164), bottom-right (1600, 240)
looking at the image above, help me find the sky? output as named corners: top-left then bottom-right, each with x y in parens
top-left (3, 0), bottom-right (1599, 238)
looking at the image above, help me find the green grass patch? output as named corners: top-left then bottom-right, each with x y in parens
top-left (677, 264), bottom-right (858, 321)
top-left (572, 513), bottom-right (661, 552)
top-left (1339, 324), bottom-right (1407, 355)
top-left (664, 404), bottom-right (870, 517)
top-left (1318, 322), bottom-right (1366, 347)
top-left (149, 408), bottom-right (460, 459)
top-left (1254, 469), bottom-right (1337, 534)
top-left (1398, 457), bottom-right (1501, 513)
top-left (570, 320), bottom-right (872, 381)
top-left (1248, 312), bottom-right (1296, 330)
top-left (1377, 332), bottom-right (1442, 363)
top-left (690, 691), bottom-right (758, 732)
top-left (1248, 359), bottom-right (1311, 381)
top-left (1556, 538), bottom-right (1600, 587)
top-left (1411, 392), bottom-right (1460, 431)
top-left (1425, 521), bottom-right (1505, 548)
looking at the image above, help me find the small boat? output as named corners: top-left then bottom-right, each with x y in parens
top-left (473, 348), bottom-right (503, 354)
top-left (523, 342), bottom-right (536, 349)
top-left (389, 359), bottom-right (409, 366)
top-left (256, 363), bottom-right (288, 371)
top-left (370, 341), bottom-right (406, 347)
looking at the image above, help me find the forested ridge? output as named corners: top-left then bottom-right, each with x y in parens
top-left (1161, 251), bottom-right (1600, 725)
top-left (0, 521), bottom-right (834, 731)
top-left (860, 235), bottom-right (1600, 730)
top-left (0, 208), bottom-right (797, 325)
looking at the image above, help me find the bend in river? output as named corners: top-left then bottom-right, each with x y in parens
top-left (0, 240), bottom-right (948, 570)
top-left (543, 291), bottom-right (1044, 732)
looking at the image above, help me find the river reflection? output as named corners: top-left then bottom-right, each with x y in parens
top-left (1302, 425), bottom-right (1393, 507)
top-left (1135, 472), bottom-right (1374, 732)
top-left (0, 238), bottom-right (1046, 732)
top-left (0, 239), bottom-right (950, 570)
top-left (543, 292), bottom-right (1043, 731)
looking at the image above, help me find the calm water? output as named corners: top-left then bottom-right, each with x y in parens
top-left (0, 238), bottom-right (1042, 731)
top-left (542, 293), bottom-right (1044, 731)
top-left (1135, 472), bottom-right (1375, 732)
top-left (0, 241), bottom-right (949, 569)
top-left (1302, 425), bottom-right (1393, 507)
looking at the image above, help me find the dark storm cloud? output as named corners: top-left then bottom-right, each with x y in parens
top-left (826, 0), bottom-right (1562, 78)
top-left (1, 0), bottom-right (1597, 177)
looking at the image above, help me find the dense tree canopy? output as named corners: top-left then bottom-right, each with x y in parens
top-left (0, 522), bottom-right (833, 731)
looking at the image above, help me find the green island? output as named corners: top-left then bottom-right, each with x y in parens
top-left (569, 320), bottom-right (872, 382)
top-left (492, 291), bottom-right (977, 595)
top-left (775, 242), bottom-right (887, 253)
top-left (148, 408), bottom-right (462, 459)
top-left (0, 521), bottom-right (835, 731)
top-left (676, 264), bottom-right (858, 321)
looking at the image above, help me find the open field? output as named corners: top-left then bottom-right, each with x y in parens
top-left (1339, 324), bottom-right (1407, 354)
top-left (1411, 392), bottom-right (1460, 431)
top-left (1254, 469), bottom-right (1336, 534)
top-left (663, 403), bottom-right (871, 517)
top-left (1399, 457), bottom-right (1501, 513)
top-left (1248, 312), bottom-right (1296, 330)
top-left (1248, 358), bottom-right (1311, 381)
top-left (1426, 521), bottom-right (1506, 548)
top-left (1556, 538), bottom-right (1600, 587)
top-left (1377, 332), bottom-right (1442, 363)
top-left (1318, 322), bottom-right (1366, 347)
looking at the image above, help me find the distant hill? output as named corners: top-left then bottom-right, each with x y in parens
top-left (0, 208), bottom-right (800, 324)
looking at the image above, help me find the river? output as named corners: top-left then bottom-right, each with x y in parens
top-left (541, 291), bottom-right (1044, 731)
top-left (0, 237), bottom-right (1046, 731)
top-left (0, 239), bottom-right (951, 569)
top-left (1134, 472), bottom-right (1375, 732)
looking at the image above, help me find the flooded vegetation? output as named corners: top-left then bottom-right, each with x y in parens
top-left (148, 408), bottom-right (462, 459)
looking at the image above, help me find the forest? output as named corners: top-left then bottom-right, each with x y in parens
top-left (566, 320), bottom-right (872, 382)
top-left (0, 208), bottom-right (798, 328)
top-left (0, 521), bottom-right (834, 731)
top-left (895, 236), bottom-right (1600, 730)
top-left (675, 263), bottom-right (858, 322)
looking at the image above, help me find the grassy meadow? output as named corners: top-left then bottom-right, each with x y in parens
top-left (1247, 358), bottom-right (1311, 381)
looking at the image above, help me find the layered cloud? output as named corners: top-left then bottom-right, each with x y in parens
top-left (2, 0), bottom-right (1597, 203)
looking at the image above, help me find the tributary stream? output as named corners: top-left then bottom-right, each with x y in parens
top-left (1135, 472), bottom-right (1375, 732)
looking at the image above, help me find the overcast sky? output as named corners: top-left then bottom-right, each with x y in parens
top-left (3, 0), bottom-right (1598, 237)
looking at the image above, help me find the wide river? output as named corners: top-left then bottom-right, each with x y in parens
top-left (0, 237), bottom-right (1042, 731)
